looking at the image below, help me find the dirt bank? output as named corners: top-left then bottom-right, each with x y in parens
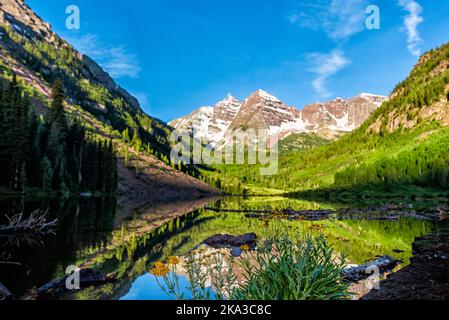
top-left (362, 231), bottom-right (449, 300)
top-left (116, 152), bottom-right (223, 222)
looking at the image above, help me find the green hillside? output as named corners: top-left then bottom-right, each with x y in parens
top-left (278, 132), bottom-right (329, 154)
top-left (0, 76), bottom-right (117, 194)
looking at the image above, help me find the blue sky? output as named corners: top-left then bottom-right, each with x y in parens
top-left (26, 0), bottom-right (449, 122)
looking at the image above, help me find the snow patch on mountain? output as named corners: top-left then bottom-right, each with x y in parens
top-left (256, 89), bottom-right (281, 103)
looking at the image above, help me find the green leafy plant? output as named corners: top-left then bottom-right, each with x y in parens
top-left (233, 235), bottom-right (350, 300)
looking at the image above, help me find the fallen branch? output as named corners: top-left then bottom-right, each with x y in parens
top-left (0, 251), bottom-right (21, 266)
top-left (342, 256), bottom-right (400, 283)
top-left (0, 210), bottom-right (57, 236)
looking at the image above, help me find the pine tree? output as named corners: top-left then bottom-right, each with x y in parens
top-left (40, 156), bottom-right (53, 190)
top-left (0, 75), bottom-right (118, 194)
top-left (49, 78), bottom-right (67, 131)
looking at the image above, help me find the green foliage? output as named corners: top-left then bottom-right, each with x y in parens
top-left (334, 128), bottom-right (449, 189)
top-left (0, 77), bottom-right (117, 194)
top-left (278, 133), bottom-right (329, 154)
top-left (233, 235), bottom-right (350, 300)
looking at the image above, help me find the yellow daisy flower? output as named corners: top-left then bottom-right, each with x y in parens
top-left (167, 256), bottom-right (180, 265)
top-left (150, 261), bottom-right (169, 277)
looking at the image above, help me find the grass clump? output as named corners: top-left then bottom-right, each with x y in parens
top-left (234, 235), bottom-right (350, 300)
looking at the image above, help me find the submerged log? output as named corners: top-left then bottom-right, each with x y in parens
top-left (37, 268), bottom-right (116, 297)
top-left (342, 256), bottom-right (400, 283)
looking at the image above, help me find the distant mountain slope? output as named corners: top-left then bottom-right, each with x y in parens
top-left (277, 133), bottom-right (329, 154)
top-left (200, 42), bottom-right (449, 195)
top-left (170, 89), bottom-right (387, 145)
top-left (0, 0), bottom-right (219, 200)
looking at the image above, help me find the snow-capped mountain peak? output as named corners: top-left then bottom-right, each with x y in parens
top-left (358, 93), bottom-right (388, 106)
top-left (168, 94), bottom-right (243, 143)
top-left (169, 91), bottom-right (388, 144)
top-left (253, 89), bottom-right (281, 102)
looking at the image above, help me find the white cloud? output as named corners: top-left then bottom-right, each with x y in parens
top-left (308, 50), bottom-right (351, 98)
top-left (289, 0), bottom-right (369, 41)
top-left (398, 0), bottom-right (424, 56)
top-left (66, 34), bottom-right (141, 79)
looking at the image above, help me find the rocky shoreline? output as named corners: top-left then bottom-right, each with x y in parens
top-left (362, 231), bottom-right (449, 300)
top-left (205, 205), bottom-right (449, 221)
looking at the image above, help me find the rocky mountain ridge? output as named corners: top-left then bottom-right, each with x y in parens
top-left (170, 89), bottom-right (388, 144)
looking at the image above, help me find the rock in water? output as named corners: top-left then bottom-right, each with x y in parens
top-left (203, 233), bottom-right (257, 249)
top-left (230, 247), bottom-right (243, 257)
top-left (77, 269), bottom-right (107, 286)
top-left (203, 234), bottom-right (236, 248)
top-left (233, 233), bottom-right (257, 246)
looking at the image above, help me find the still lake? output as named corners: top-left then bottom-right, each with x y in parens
top-left (0, 195), bottom-right (448, 300)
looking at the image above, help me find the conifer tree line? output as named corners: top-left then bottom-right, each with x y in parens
top-left (0, 75), bottom-right (118, 194)
top-left (334, 132), bottom-right (449, 190)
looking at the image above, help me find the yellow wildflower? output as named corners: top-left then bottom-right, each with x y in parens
top-left (167, 256), bottom-right (180, 265)
top-left (150, 261), bottom-right (169, 277)
top-left (240, 245), bottom-right (250, 252)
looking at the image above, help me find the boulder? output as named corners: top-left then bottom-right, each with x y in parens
top-left (233, 233), bottom-right (257, 246)
top-left (230, 247), bottom-right (243, 257)
top-left (203, 233), bottom-right (257, 249)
